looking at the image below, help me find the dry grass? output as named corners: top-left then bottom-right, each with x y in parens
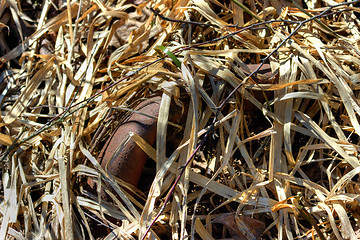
top-left (1, 0), bottom-right (360, 239)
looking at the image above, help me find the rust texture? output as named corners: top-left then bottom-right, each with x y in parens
top-left (243, 64), bottom-right (277, 112)
top-left (97, 96), bottom-right (162, 188)
top-left (247, 63), bottom-right (276, 82)
top-left (94, 64), bottom-right (275, 194)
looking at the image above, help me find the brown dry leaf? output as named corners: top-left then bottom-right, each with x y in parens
top-left (213, 213), bottom-right (265, 240)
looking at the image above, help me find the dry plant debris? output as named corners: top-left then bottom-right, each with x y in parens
top-left (1, 0), bottom-right (360, 239)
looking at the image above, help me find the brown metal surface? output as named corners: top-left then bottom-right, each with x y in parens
top-left (98, 96), bottom-right (162, 188)
top-left (242, 64), bottom-right (277, 112)
top-left (93, 63), bottom-right (275, 194)
top-left (247, 63), bottom-right (277, 82)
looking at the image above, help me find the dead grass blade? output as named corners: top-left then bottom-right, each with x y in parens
top-left (1, 1), bottom-right (360, 239)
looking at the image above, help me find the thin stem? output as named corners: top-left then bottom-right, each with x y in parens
top-left (140, 117), bottom-right (217, 240)
top-left (140, 1), bottom-right (359, 238)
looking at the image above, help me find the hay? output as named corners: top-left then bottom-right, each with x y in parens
top-left (1, 0), bottom-right (360, 239)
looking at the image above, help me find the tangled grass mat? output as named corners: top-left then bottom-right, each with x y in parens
top-left (1, 0), bottom-right (360, 239)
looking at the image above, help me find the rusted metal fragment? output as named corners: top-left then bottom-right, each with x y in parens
top-left (246, 63), bottom-right (277, 83)
top-left (243, 63), bottom-right (277, 112)
top-left (92, 64), bottom-right (275, 193)
top-left (98, 96), bottom-right (161, 188)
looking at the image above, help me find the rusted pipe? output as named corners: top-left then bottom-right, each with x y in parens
top-left (91, 64), bottom-right (276, 195)
top-left (98, 96), bottom-right (162, 188)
